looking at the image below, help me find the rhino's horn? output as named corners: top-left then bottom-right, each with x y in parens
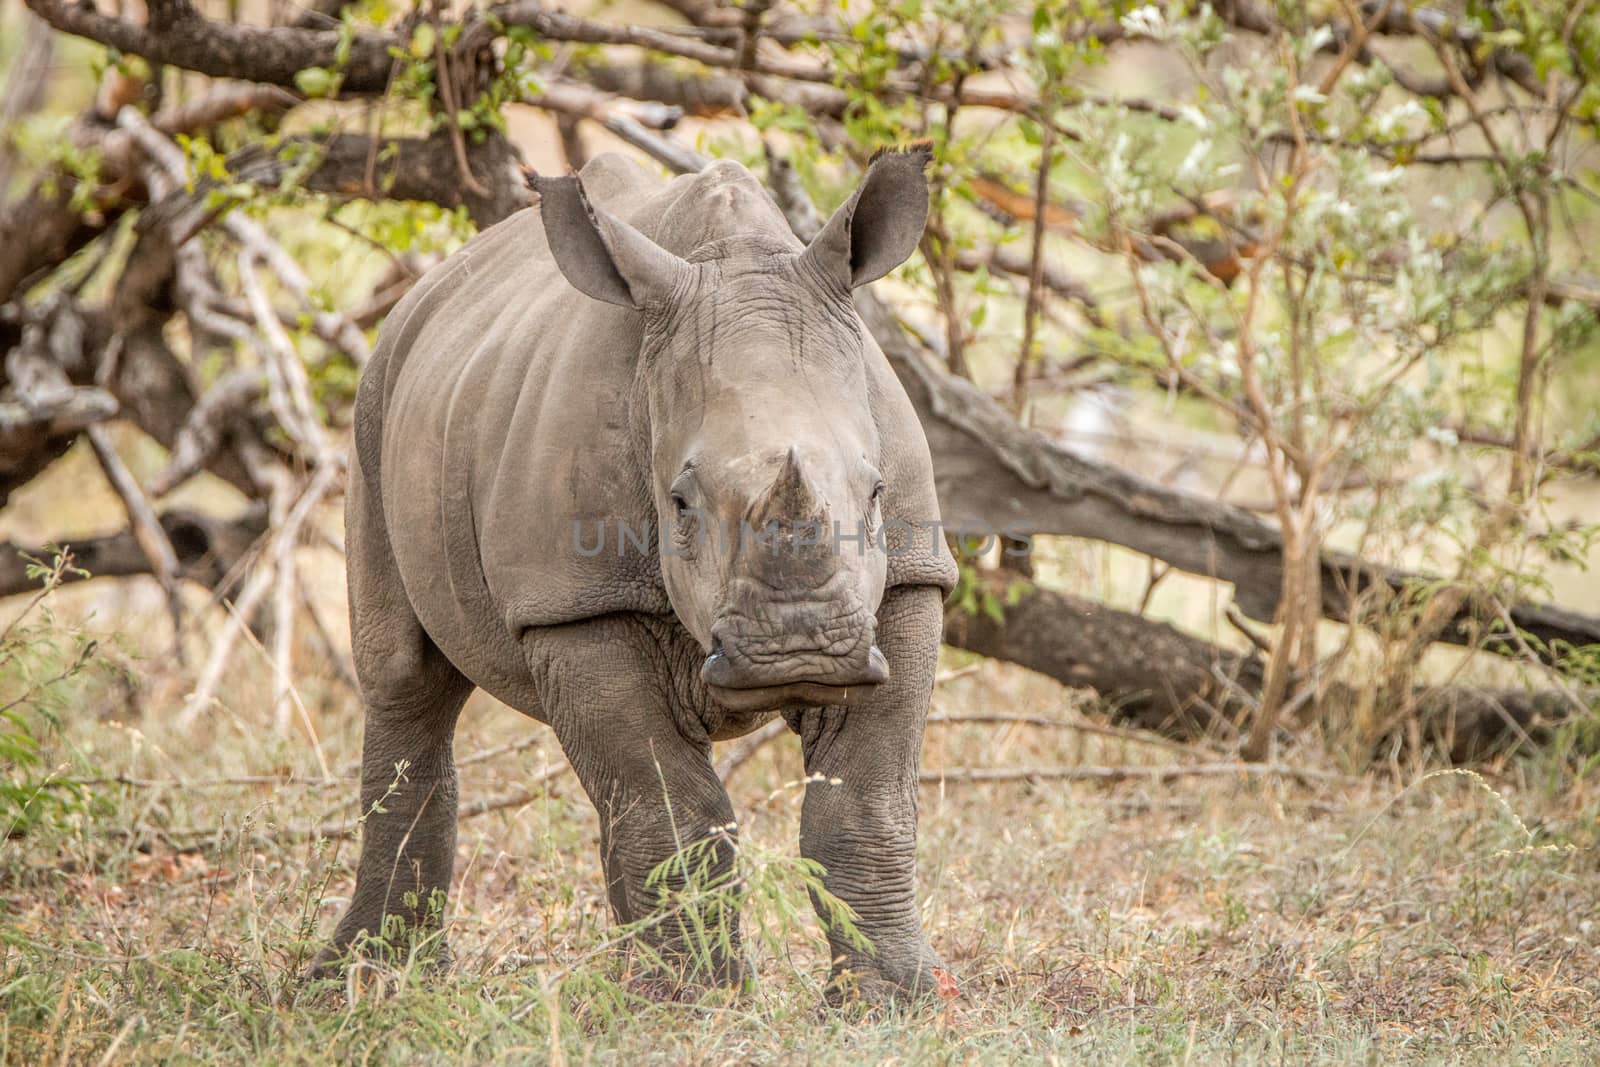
top-left (756, 446), bottom-right (824, 524)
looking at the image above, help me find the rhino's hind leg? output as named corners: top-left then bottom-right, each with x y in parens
top-left (313, 636), bottom-right (472, 977)
top-left (525, 616), bottom-right (745, 994)
top-left (312, 462), bottom-right (474, 978)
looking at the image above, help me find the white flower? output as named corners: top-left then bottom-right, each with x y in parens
top-left (1120, 5), bottom-right (1167, 39)
top-left (1291, 85), bottom-right (1328, 105)
top-left (1178, 105), bottom-right (1210, 130)
top-left (1374, 99), bottom-right (1427, 138)
top-left (1366, 165), bottom-right (1405, 188)
top-left (1177, 139), bottom-right (1212, 181)
top-left (1425, 426), bottom-right (1460, 447)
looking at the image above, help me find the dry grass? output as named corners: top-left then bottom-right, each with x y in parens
top-left (3, 603), bottom-right (1598, 1066)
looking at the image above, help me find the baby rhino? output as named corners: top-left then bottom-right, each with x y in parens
top-left (315, 146), bottom-right (958, 1003)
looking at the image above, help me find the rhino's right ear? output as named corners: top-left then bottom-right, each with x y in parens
top-left (530, 173), bottom-right (690, 309)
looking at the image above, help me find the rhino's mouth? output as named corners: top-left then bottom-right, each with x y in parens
top-left (701, 644), bottom-right (890, 710)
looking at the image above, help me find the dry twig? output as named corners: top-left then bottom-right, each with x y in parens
top-left (921, 762), bottom-right (1358, 787)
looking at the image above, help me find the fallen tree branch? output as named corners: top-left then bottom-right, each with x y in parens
top-left (943, 577), bottom-right (1258, 739)
top-left (78, 773), bottom-right (347, 788)
top-left (956, 241), bottom-right (1104, 326)
top-left (919, 761), bottom-right (1359, 788)
top-left (571, 53), bottom-right (848, 119)
top-left (944, 570), bottom-right (1597, 760)
top-left (140, 82), bottom-right (298, 136)
top-left (0, 508), bottom-right (266, 599)
top-left (525, 77), bottom-right (687, 131)
top-left (1445, 420), bottom-right (1600, 478)
top-left (22, 0), bottom-right (404, 95)
top-left (456, 733), bottom-right (544, 769)
top-left (713, 705), bottom-right (1206, 786)
top-left (1, 79), bottom-right (309, 308)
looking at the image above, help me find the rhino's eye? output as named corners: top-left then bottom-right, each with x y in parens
top-left (670, 492), bottom-right (690, 518)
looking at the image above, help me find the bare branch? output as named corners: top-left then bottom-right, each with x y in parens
top-left (762, 143), bottom-right (823, 241)
top-left (238, 252), bottom-right (334, 465)
top-left (0, 13), bottom-right (55, 193)
top-left (118, 107), bottom-right (375, 369)
top-left (714, 718), bottom-right (788, 781)
top-left (0, 325), bottom-right (119, 499)
top-left (927, 712), bottom-right (1204, 758)
top-left (177, 462), bottom-right (340, 729)
top-left (23, 0), bottom-right (403, 94)
top-left (85, 420), bottom-right (186, 660)
top-left (526, 78), bottom-right (687, 130)
top-left (147, 369), bottom-right (263, 498)
top-left (226, 130), bottom-right (529, 230)
top-left (282, 762), bottom-right (570, 840)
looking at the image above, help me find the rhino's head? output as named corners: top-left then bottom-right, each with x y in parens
top-left (534, 149), bottom-right (931, 711)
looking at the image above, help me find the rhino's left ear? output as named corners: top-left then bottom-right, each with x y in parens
top-left (799, 143), bottom-right (932, 290)
top-left (530, 172), bottom-right (691, 309)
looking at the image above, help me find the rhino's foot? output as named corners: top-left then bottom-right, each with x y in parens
top-left (304, 931), bottom-right (454, 985)
top-left (820, 953), bottom-right (960, 1012)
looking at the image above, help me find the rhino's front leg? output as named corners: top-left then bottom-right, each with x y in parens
top-left (789, 584), bottom-right (946, 1004)
top-left (525, 616), bottom-right (744, 993)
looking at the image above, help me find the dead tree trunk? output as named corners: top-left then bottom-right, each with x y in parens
top-left (944, 570), bottom-right (1591, 761)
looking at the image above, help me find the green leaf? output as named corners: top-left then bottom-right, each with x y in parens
top-left (410, 23), bottom-right (436, 59)
top-left (293, 66), bottom-right (340, 99)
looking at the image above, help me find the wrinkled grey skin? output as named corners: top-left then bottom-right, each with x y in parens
top-left (314, 147), bottom-right (958, 1002)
